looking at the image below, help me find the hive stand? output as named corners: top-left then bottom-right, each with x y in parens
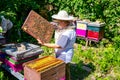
top-left (77, 36), bottom-right (100, 48)
top-left (1, 64), bottom-right (24, 80)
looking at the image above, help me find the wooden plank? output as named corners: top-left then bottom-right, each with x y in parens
top-left (22, 10), bottom-right (54, 43)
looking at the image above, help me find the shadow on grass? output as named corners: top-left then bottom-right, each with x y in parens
top-left (70, 61), bottom-right (95, 80)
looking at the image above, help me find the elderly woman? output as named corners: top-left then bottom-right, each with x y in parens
top-left (37, 10), bottom-right (76, 80)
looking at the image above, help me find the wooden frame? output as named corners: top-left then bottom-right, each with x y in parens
top-left (22, 10), bottom-right (54, 43)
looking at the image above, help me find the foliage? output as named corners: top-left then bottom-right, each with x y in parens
top-left (0, 0), bottom-right (120, 42)
top-left (73, 44), bottom-right (120, 79)
top-left (112, 35), bottom-right (120, 49)
top-left (0, 0), bottom-right (120, 80)
top-left (0, 67), bottom-right (18, 80)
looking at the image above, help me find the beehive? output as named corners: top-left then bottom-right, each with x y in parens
top-left (23, 56), bottom-right (66, 80)
top-left (87, 22), bottom-right (104, 41)
top-left (4, 59), bottom-right (23, 72)
top-left (76, 21), bottom-right (88, 37)
top-left (87, 30), bottom-right (104, 41)
top-left (4, 55), bottom-right (39, 72)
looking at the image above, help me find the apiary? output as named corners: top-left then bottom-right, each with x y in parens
top-left (23, 56), bottom-right (66, 80)
top-left (0, 10), bottom-right (57, 80)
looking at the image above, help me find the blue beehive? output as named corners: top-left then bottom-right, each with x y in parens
top-left (87, 22), bottom-right (105, 41)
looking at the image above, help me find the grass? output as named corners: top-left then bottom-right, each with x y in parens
top-left (0, 67), bottom-right (18, 80)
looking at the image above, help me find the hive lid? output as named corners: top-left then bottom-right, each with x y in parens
top-left (22, 10), bottom-right (54, 43)
top-left (2, 43), bottom-right (43, 60)
top-left (88, 22), bottom-right (105, 27)
top-left (76, 20), bottom-right (89, 24)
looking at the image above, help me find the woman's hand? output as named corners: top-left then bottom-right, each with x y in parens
top-left (37, 39), bottom-right (62, 48)
top-left (50, 22), bottom-right (58, 29)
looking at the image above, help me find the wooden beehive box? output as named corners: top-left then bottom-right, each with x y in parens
top-left (22, 10), bottom-right (54, 43)
top-left (76, 20), bottom-right (88, 37)
top-left (4, 55), bottom-right (39, 72)
top-left (23, 56), bottom-right (66, 80)
top-left (87, 22), bottom-right (105, 41)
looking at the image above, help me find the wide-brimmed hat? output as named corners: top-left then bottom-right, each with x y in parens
top-left (52, 10), bottom-right (74, 21)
